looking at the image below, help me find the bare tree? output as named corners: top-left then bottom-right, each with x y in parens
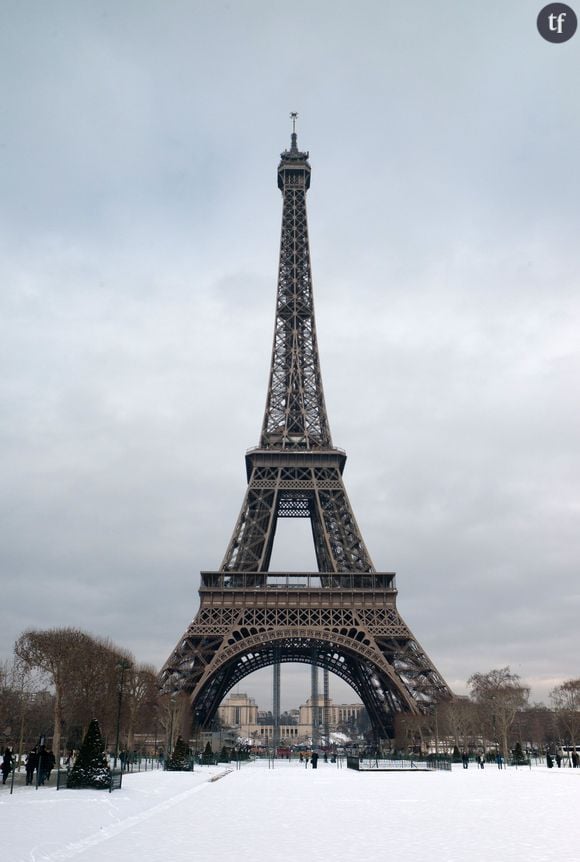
top-left (550, 679), bottom-right (580, 755)
top-left (15, 628), bottom-right (98, 760)
top-left (0, 658), bottom-right (47, 764)
top-left (125, 664), bottom-right (158, 752)
top-left (437, 696), bottom-right (478, 753)
top-left (519, 703), bottom-right (557, 754)
top-left (157, 693), bottom-right (189, 757)
top-left (1, 659), bottom-right (21, 741)
top-left (14, 628), bottom-right (136, 760)
top-left (65, 639), bottom-right (133, 746)
top-left (468, 667), bottom-right (529, 758)
top-left (393, 712), bottom-right (434, 755)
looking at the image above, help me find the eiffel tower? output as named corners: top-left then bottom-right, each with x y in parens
top-left (161, 122), bottom-right (451, 740)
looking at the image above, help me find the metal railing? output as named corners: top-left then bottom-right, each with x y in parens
top-left (347, 756), bottom-right (451, 772)
top-left (54, 767), bottom-right (123, 792)
top-left (200, 571), bottom-right (396, 590)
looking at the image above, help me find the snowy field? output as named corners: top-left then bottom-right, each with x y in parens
top-left (2, 760), bottom-right (578, 862)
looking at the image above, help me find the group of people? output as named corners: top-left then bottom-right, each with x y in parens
top-left (460, 751), bottom-right (487, 768)
top-left (546, 749), bottom-right (580, 768)
top-left (461, 752), bottom-right (500, 768)
top-left (25, 745), bottom-right (56, 786)
top-left (462, 748), bottom-right (580, 769)
top-left (299, 751), bottom-right (322, 769)
top-left (2, 745), bottom-right (57, 787)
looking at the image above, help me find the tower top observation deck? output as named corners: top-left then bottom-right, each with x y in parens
top-left (278, 117), bottom-right (311, 190)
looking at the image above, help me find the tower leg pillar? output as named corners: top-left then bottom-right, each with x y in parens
top-left (323, 667), bottom-right (330, 748)
top-left (273, 657), bottom-right (280, 754)
top-left (311, 652), bottom-right (319, 748)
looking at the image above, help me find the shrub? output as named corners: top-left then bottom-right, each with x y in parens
top-left (166, 736), bottom-right (191, 771)
top-left (67, 719), bottom-right (111, 789)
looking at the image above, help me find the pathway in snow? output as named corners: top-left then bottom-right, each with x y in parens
top-left (4, 761), bottom-right (579, 862)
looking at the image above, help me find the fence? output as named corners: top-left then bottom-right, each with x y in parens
top-left (55, 767), bottom-right (123, 792)
top-left (115, 756), bottom-right (164, 773)
top-left (347, 756), bottom-right (451, 772)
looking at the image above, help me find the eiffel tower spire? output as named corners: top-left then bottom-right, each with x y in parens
top-left (260, 127), bottom-right (330, 450)
top-left (160, 127), bottom-right (451, 740)
top-left (218, 123), bottom-right (372, 576)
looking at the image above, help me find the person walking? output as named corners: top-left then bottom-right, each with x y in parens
top-left (44, 749), bottom-right (56, 783)
top-left (1, 747), bottom-right (13, 785)
top-left (25, 748), bottom-right (37, 785)
top-left (311, 751), bottom-right (319, 770)
top-left (37, 745), bottom-right (51, 785)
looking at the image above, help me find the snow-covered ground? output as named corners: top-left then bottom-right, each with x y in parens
top-left (3, 760), bottom-right (578, 862)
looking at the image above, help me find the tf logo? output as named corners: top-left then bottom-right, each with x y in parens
top-left (537, 3), bottom-right (577, 41)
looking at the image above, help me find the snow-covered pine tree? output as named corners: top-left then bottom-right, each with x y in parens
top-left (67, 718), bottom-right (111, 789)
top-left (166, 736), bottom-right (190, 771)
top-left (202, 740), bottom-right (214, 764)
top-left (513, 741), bottom-right (527, 765)
top-left (219, 745), bottom-right (230, 763)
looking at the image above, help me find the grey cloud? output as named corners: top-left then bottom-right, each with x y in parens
top-left (1, 0), bottom-right (579, 711)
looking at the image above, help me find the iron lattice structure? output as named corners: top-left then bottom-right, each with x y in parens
top-left (161, 130), bottom-right (451, 740)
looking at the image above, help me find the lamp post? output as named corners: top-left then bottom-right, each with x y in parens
top-left (167, 694), bottom-right (178, 761)
top-left (114, 659), bottom-right (132, 769)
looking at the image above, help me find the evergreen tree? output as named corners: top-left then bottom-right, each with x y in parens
top-left (67, 718), bottom-right (111, 789)
top-left (513, 741), bottom-right (527, 765)
top-left (166, 736), bottom-right (190, 771)
top-left (219, 745), bottom-right (230, 763)
top-left (202, 740), bottom-right (214, 764)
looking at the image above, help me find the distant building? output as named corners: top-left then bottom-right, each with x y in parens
top-left (218, 692), bottom-right (365, 745)
top-left (299, 696), bottom-right (365, 732)
top-left (218, 692), bottom-right (258, 727)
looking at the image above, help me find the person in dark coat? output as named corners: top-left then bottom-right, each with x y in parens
top-left (25, 748), bottom-right (37, 785)
top-left (1, 748), bottom-right (13, 785)
top-left (311, 751), bottom-right (319, 770)
top-left (43, 749), bottom-right (56, 783)
top-left (37, 745), bottom-right (49, 785)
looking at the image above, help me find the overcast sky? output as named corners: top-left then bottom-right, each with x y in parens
top-left (1, 1), bottom-right (579, 713)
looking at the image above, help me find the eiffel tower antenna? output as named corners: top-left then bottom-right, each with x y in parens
top-left (161, 126), bottom-right (451, 742)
